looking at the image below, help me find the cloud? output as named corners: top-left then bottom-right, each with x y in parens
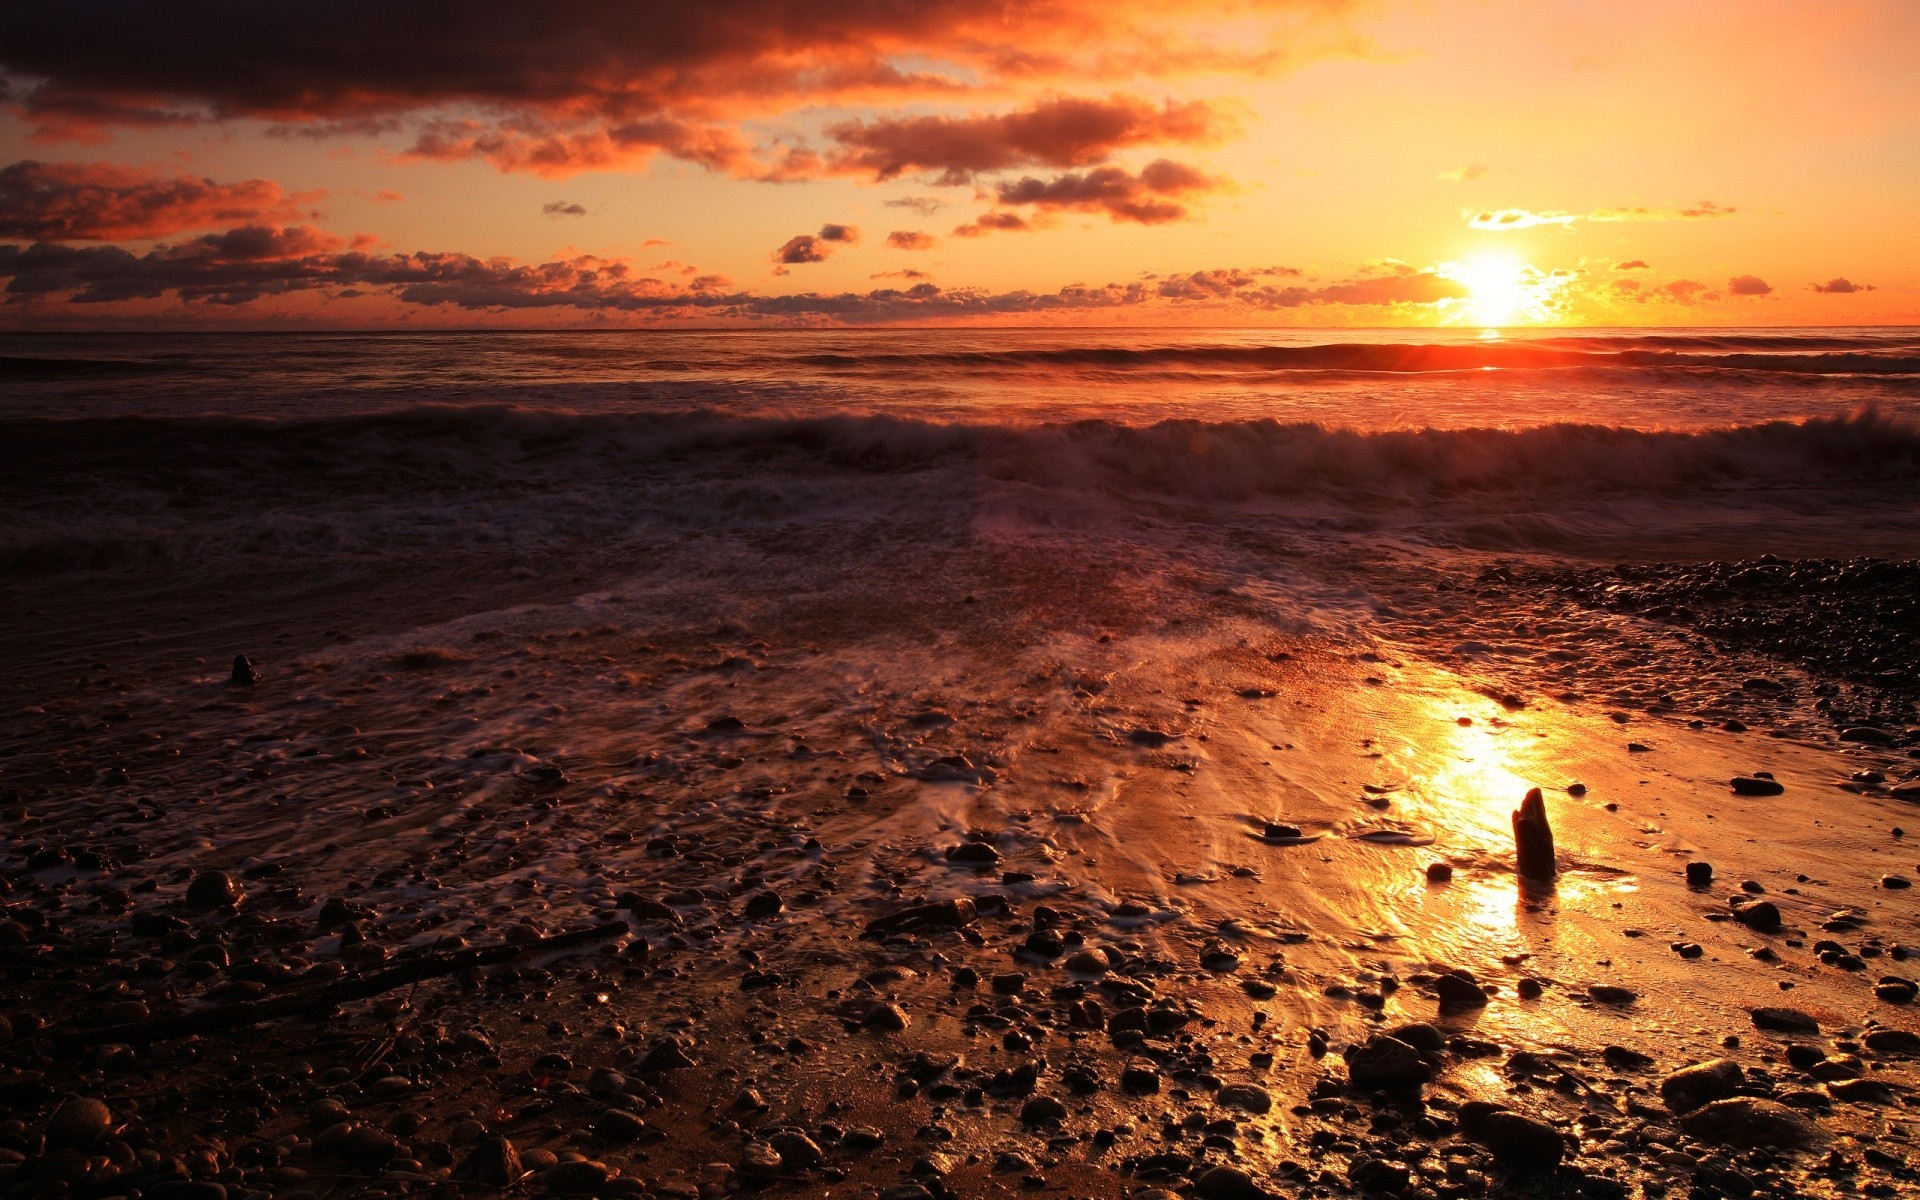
top-left (0, 3), bottom-right (1359, 175)
top-left (887, 230), bottom-right (937, 250)
top-left (1727, 274), bottom-right (1772, 296)
top-left (871, 269), bottom-right (931, 281)
top-left (1811, 277), bottom-right (1873, 293)
top-left (0, 159), bottom-right (321, 241)
top-left (1613, 260), bottom-right (1649, 270)
top-left (1469, 202), bottom-right (1738, 231)
top-left (824, 95), bottom-right (1229, 183)
top-left (1437, 165), bottom-right (1487, 183)
top-left (990, 159), bottom-right (1218, 225)
top-left (542, 201), bottom-right (588, 217)
top-left (1468, 208), bottom-right (1577, 231)
top-left (884, 196), bottom-right (946, 217)
top-left (773, 223), bottom-right (859, 265)
top-left (1661, 279), bottom-right (1713, 303)
top-left (1589, 200), bottom-right (1735, 221)
top-left (0, 225), bottom-right (1478, 323)
top-left (952, 211), bottom-right (1034, 238)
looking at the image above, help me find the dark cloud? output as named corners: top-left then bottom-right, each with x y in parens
top-left (773, 223), bottom-right (859, 265)
top-left (990, 159), bottom-right (1217, 225)
top-left (1613, 259), bottom-right (1648, 270)
top-left (886, 230), bottom-right (936, 250)
top-left (0, 160), bottom-right (321, 241)
top-left (1727, 274), bottom-right (1772, 296)
top-left (1661, 279), bottom-right (1713, 303)
top-left (824, 95), bottom-right (1227, 183)
top-left (871, 268), bottom-right (931, 280)
top-left (1811, 277), bottom-right (1873, 294)
top-left (883, 196), bottom-right (946, 217)
top-left (0, 2), bottom-right (1354, 175)
top-left (542, 200), bottom-right (588, 217)
top-left (0, 224), bottom-right (1472, 322)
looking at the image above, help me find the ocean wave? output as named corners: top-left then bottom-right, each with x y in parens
top-left (794, 337), bottom-right (1920, 377)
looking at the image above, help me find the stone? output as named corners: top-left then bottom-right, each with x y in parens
top-left (594, 1109), bottom-right (647, 1140)
top-left (1216, 1083), bottom-right (1273, 1114)
top-left (1588, 985), bottom-right (1637, 1006)
top-left (1730, 776), bottom-right (1785, 796)
top-left (946, 841), bottom-right (1000, 865)
top-left (1065, 948), bottom-right (1111, 975)
top-left (1477, 1111), bottom-right (1565, 1172)
top-left (743, 889), bottom-right (784, 919)
top-left (1603, 1045), bottom-right (1654, 1071)
top-left (1512, 787), bottom-right (1555, 881)
top-left (1425, 862), bottom-right (1453, 883)
top-left (1662, 1059), bottom-right (1744, 1112)
top-left (44, 1097), bottom-right (112, 1148)
top-left (1682, 1098), bottom-right (1824, 1148)
top-left (1863, 1029), bottom-right (1920, 1056)
top-left (1019, 1096), bottom-right (1068, 1125)
top-left (229, 654), bottom-right (258, 687)
top-left (545, 1159), bottom-right (611, 1194)
top-left (1347, 1034), bottom-right (1431, 1091)
top-left (1686, 861), bottom-right (1714, 886)
top-left (863, 1002), bottom-right (910, 1032)
top-left (185, 870), bottom-right (241, 911)
top-left (1349, 1158), bottom-right (1411, 1193)
top-left (863, 898), bottom-right (977, 938)
top-left (770, 1131), bottom-right (824, 1171)
top-left (1436, 973), bottom-right (1489, 1011)
top-left (1751, 1006), bottom-right (1820, 1035)
top-left (1732, 899), bottom-right (1783, 930)
top-left (1193, 1164), bottom-right (1274, 1200)
top-left (635, 1037), bottom-right (695, 1071)
top-left (453, 1136), bottom-right (525, 1186)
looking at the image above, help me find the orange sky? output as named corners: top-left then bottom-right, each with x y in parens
top-left (1, 0), bottom-right (1914, 327)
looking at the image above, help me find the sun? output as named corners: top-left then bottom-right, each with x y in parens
top-left (1452, 251), bottom-right (1529, 327)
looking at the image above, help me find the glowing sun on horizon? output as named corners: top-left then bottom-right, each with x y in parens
top-left (1452, 251), bottom-right (1530, 327)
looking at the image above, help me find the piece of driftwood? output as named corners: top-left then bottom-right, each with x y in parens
top-left (1512, 787), bottom-right (1557, 881)
top-left (53, 920), bottom-right (628, 1051)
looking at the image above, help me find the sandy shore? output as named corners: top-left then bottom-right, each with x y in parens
top-left (3, 518), bottom-right (1918, 1200)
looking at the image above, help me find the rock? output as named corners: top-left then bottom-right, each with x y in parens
top-left (770, 1131), bottom-right (824, 1171)
top-left (1841, 727), bottom-right (1894, 745)
top-left (544, 1159), bottom-right (611, 1194)
top-left (863, 1002), bottom-right (910, 1032)
top-left (863, 897), bottom-right (977, 938)
top-left (1349, 1158), bottom-right (1411, 1193)
top-left (1387, 1023), bottom-right (1445, 1056)
top-left (740, 1141), bottom-right (783, 1176)
top-left (1682, 1098), bottom-right (1825, 1148)
top-left (1885, 875), bottom-right (1912, 890)
top-left (1603, 1045), bottom-right (1654, 1071)
top-left (1425, 862), bottom-right (1453, 883)
top-left (1864, 1029), bottom-right (1920, 1056)
top-left (1477, 1111), bottom-right (1565, 1172)
top-left (1686, 861), bottom-right (1714, 886)
top-left (1193, 1164), bottom-right (1274, 1200)
top-left (1262, 822), bottom-right (1304, 840)
top-left (338, 1125), bottom-right (400, 1170)
top-left (1662, 1059), bottom-right (1744, 1112)
top-left (1512, 787), bottom-right (1556, 881)
top-left (1828, 1078), bottom-right (1897, 1104)
top-left (185, 870), bottom-right (241, 911)
top-left (1588, 985), bottom-right (1637, 1006)
top-left (1436, 973), bottom-right (1489, 1012)
top-left (43, 1097), bottom-right (112, 1148)
top-left (1347, 1034), bottom-right (1432, 1091)
top-left (1874, 976), bottom-right (1917, 1004)
top-left (229, 654), bottom-right (258, 687)
top-left (1019, 1096), bottom-right (1068, 1125)
top-left (1730, 776), bottom-right (1785, 796)
top-left (594, 1109), bottom-right (647, 1140)
top-left (1065, 948), bottom-right (1111, 975)
top-left (635, 1037), bottom-right (695, 1071)
top-left (1200, 943), bottom-right (1242, 971)
top-left (1732, 899), bottom-right (1783, 930)
top-left (1121, 1066), bottom-right (1162, 1093)
top-left (946, 841), bottom-right (1000, 865)
top-left (743, 889), bottom-right (784, 919)
top-left (991, 972), bottom-right (1027, 994)
top-left (1751, 1006), bottom-right (1820, 1035)
top-left (1216, 1083), bottom-right (1273, 1114)
top-left (453, 1136), bottom-right (525, 1186)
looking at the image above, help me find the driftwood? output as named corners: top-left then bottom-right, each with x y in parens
top-left (53, 919), bottom-right (628, 1051)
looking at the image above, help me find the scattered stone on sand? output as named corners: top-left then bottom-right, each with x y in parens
top-left (863, 897), bottom-right (977, 938)
top-left (1685, 860), bottom-right (1714, 886)
top-left (1346, 1034), bottom-right (1432, 1091)
top-left (1019, 1096), bottom-right (1068, 1125)
top-left (1193, 1164), bottom-right (1273, 1200)
top-left (1512, 787), bottom-right (1556, 880)
top-left (1751, 1006), bottom-right (1821, 1035)
top-left (44, 1098), bottom-right (112, 1149)
top-left (1216, 1083), bottom-right (1273, 1114)
top-left (1435, 973), bottom-right (1489, 1011)
top-left (1662, 1058), bottom-right (1745, 1112)
top-left (1864, 1029), bottom-right (1920, 1056)
top-left (453, 1136), bottom-right (525, 1186)
top-left (1682, 1097), bottom-right (1826, 1148)
top-left (1732, 898), bottom-right (1784, 930)
top-left (1731, 775), bottom-right (1785, 796)
top-left (184, 869), bottom-right (241, 911)
top-left (1588, 984), bottom-right (1637, 1006)
top-left (228, 653), bottom-right (258, 687)
top-left (1472, 1109), bottom-right (1566, 1172)
top-left (945, 840), bottom-right (1000, 865)
top-left (1425, 861), bottom-right (1453, 883)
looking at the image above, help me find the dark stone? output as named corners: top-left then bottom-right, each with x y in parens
top-left (742, 890), bottom-right (784, 919)
top-left (1730, 776), bottom-right (1785, 796)
top-left (863, 897), bottom-right (977, 938)
top-left (185, 870), bottom-right (241, 911)
top-left (1435, 973), bottom-right (1489, 1012)
top-left (1478, 1111), bottom-right (1565, 1172)
top-left (453, 1136), bottom-right (525, 1186)
top-left (1686, 861), bottom-right (1714, 886)
top-left (1732, 899), bottom-right (1783, 930)
top-left (1751, 1006), bottom-right (1820, 1035)
top-left (43, 1097), bottom-right (112, 1148)
top-left (1662, 1058), bottom-right (1744, 1112)
top-left (1193, 1164), bottom-right (1274, 1200)
top-left (1682, 1097), bottom-right (1825, 1148)
top-left (1019, 1096), bottom-right (1068, 1125)
top-left (946, 841), bottom-right (1000, 865)
top-left (229, 654), bottom-right (258, 687)
top-left (1347, 1034), bottom-right (1431, 1091)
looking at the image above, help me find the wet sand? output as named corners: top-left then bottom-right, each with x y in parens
top-left (3, 519), bottom-right (1918, 1200)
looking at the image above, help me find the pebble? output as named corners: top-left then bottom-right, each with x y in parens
top-left (1730, 776), bottom-right (1785, 796)
top-left (185, 870), bottom-right (241, 911)
top-left (1661, 1059), bottom-right (1744, 1112)
top-left (1019, 1096), bottom-right (1068, 1125)
top-left (1425, 862), bottom-right (1452, 883)
top-left (1346, 1034), bottom-right (1431, 1090)
top-left (1216, 1083), bottom-right (1273, 1114)
top-left (1435, 973), bottom-right (1489, 1011)
top-left (43, 1097), bottom-right (112, 1148)
top-left (1193, 1164), bottom-right (1274, 1200)
top-left (1685, 861), bottom-right (1714, 886)
top-left (453, 1136), bottom-right (524, 1186)
top-left (1476, 1110), bottom-right (1566, 1172)
top-left (1682, 1097), bottom-right (1824, 1148)
top-left (1751, 1006), bottom-right (1820, 1035)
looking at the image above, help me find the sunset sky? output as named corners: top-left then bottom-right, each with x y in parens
top-left (1, 0), bottom-right (1914, 327)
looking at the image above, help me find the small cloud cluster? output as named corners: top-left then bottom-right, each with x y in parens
top-left (956, 159), bottom-right (1217, 234)
top-left (542, 200), bottom-right (588, 218)
top-left (1727, 274), bottom-right (1772, 296)
top-left (773, 223), bottom-right (860, 268)
top-left (1811, 277), bottom-right (1873, 294)
top-left (886, 230), bottom-right (936, 250)
top-left (0, 160), bottom-right (321, 241)
top-left (1437, 164), bottom-right (1487, 183)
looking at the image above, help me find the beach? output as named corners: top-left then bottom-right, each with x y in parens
top-left (2, 327), bottom-right (1919, 1200)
